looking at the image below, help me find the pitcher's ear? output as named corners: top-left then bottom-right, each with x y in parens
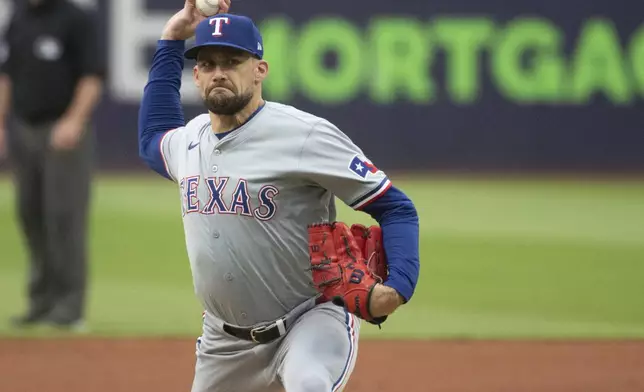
top-left (256, 60), bottom-right (269, 83)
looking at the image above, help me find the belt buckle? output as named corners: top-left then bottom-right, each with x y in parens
top-left (250, 325), bottom-right (271, 343)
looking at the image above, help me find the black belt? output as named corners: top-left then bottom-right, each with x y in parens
top-left (221, 296), bottom-right (327, 344)
top-left (223, 318), bottom-right (287, 344)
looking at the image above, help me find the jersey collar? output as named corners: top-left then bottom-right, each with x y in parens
top-left (208, 101), bottom-right (268, 148)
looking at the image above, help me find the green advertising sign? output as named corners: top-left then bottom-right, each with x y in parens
top-left (260, 16), bottom-right (644, 106)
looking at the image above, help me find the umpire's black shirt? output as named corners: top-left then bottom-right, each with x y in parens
top-left (0, 0), bottom-right (105, 124)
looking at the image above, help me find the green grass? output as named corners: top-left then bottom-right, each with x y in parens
top-left (1, 174), bottom-right (643, 339)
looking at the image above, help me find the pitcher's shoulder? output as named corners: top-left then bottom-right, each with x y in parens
top-left (185, 114), bottom-right (211, 130)
top-left (179, 114), bottom-right (212, 138)
top-left (263, 101), bottom-right (331, 129)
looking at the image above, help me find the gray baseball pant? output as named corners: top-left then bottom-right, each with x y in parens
top-left (7, 117), bottom-right (93, 322)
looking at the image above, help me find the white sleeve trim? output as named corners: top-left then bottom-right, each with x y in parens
top-left (159, 128), bottom-right (178, 181)
top-left (350, 178), bottom-right (392, 210)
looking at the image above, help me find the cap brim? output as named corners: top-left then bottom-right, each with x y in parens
top-left (184, 42), bottom-right (260, 59)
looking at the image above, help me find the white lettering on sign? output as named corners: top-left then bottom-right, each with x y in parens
top-left (109, 0), bottom-right (201, 103)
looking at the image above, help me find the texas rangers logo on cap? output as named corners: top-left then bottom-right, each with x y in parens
top-left (349, 155), bottom-right (379, 179)
top-left (209, 16), bottom-right (230, 37)
top-left (184, 13), bottom-right (264, 60)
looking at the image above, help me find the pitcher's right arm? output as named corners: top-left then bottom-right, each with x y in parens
top-left (137, 0), bottom-right (231, 181)
top-left (137, 37), bottom-right (186, 182)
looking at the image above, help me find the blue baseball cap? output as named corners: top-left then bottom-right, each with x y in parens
top-left (184, 14), bottom-right (264, 60)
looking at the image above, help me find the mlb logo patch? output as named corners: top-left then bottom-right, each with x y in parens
top-left (349, 155), bottom-right (378, 179)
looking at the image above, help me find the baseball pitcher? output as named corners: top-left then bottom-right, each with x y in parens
top-left (137, 1), bottom-right (420, 391)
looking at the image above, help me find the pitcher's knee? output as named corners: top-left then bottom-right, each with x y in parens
top-left (284, 373), bottom-right (332, 392)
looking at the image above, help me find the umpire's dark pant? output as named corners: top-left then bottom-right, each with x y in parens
top-left (8, 117), bottom-right (93, 322)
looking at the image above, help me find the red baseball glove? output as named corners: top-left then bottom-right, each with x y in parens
top-left (308, 221), bottom-right (389, 324)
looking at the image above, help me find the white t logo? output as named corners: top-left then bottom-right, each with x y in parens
top-left (209, 17), bottom-right (230, 37)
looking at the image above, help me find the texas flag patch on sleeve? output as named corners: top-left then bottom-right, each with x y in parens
top-left (348, 155), bottom-right (379, 179)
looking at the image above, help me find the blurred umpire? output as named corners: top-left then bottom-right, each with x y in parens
top-left (0, 0), bottom-right (105, 329)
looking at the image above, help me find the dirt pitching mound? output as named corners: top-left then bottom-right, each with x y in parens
top-left (1, 339), bottom-right (643, 391)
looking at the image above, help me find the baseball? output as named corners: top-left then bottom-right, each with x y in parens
top-left (195, 0), bottom-right (220, 16)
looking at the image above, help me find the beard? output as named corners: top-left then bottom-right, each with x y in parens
top-left (203, 86), bottom-right (253, 116)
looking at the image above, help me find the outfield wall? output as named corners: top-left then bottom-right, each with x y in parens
top-left (1, 0), bottom-right (643, 173)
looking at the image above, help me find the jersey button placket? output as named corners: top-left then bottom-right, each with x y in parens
top-left (211, 147), bottom-right (222, 173)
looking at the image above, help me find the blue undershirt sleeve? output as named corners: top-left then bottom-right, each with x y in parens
top-left (359, 185), bottom-right (420, 304)
top-left (138, 40), bottom-right (187, 181)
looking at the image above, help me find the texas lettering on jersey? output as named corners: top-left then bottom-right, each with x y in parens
top-left (179, 176), bottom-right (279, 221)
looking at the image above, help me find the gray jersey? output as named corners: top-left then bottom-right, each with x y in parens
top-left (160, 101), bottom-right (390, 327)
